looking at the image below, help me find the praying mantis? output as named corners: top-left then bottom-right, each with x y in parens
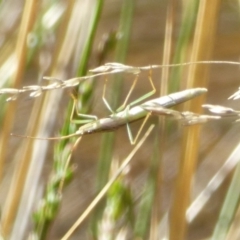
top-left (12, 88), bottom-right (212, 143)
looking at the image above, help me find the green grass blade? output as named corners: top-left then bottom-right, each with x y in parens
top-left (91, 0), bottom-right (135, 237)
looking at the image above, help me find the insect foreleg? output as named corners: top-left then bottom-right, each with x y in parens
top-left (69, 92), bottom-right (97, 125)
top-left (116, 73), bottom-right (139, 112)
top-left (102, 75), bottom-right (115, 113)
top-left (116, 67), bottom-right (156, 112)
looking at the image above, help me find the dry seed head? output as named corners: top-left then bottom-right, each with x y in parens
top-left (23, 85), bottom-right (42, 90)
top-left (89, 64), bottom-right (112, 73)
top-left (181, 111), bottom-right (221, 125)
top-left (29, 90), bottom-right (42, 98)
top-left (43, 82), bottom-right (62, 89)
top-left (0, 88), bottom-right (22, 94)
top-left (0, 88), bottom-right (24, 101)
top-left (6, 95), bottom-right (18, 101)
top-left (61, 77), bottom-right (86, 88)
top-left (90, 62), bottom-right (140, 74)
top-left (202, 104), bottom-right (240, 116)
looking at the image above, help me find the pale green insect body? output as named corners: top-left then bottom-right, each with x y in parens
top-left (12, 88), bottom-right (207, 140)
top-left (75, 88), bottom-right (207, 135)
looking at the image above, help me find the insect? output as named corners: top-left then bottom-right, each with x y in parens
top-left (13, 88), bottom-right (209, 143)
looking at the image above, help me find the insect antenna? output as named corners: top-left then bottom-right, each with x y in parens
top-left (10, 132), bottom-right (79, 140)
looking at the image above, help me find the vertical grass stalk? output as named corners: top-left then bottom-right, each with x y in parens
top-left (91, 0), bottom-right (135, 237)
top-left (169, 1), bottom-right (220, 240)
top-left (32, 1), bottom-right (104, 239)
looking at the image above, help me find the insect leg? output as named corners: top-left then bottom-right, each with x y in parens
top-left (102, 75), bottom-right (115, 113)
top-left (122, 104), bottom-right (152, 145)
top-left (117, 67), bottom-right (156, 112)
top-left (127, 112), bottom-right (152, 145)
top-left (70, 91), bottom-right (97, 125)
top-left (101, 65), bottom-right (156, 114)
top-left (102, 72), bottom-right (141, 114)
